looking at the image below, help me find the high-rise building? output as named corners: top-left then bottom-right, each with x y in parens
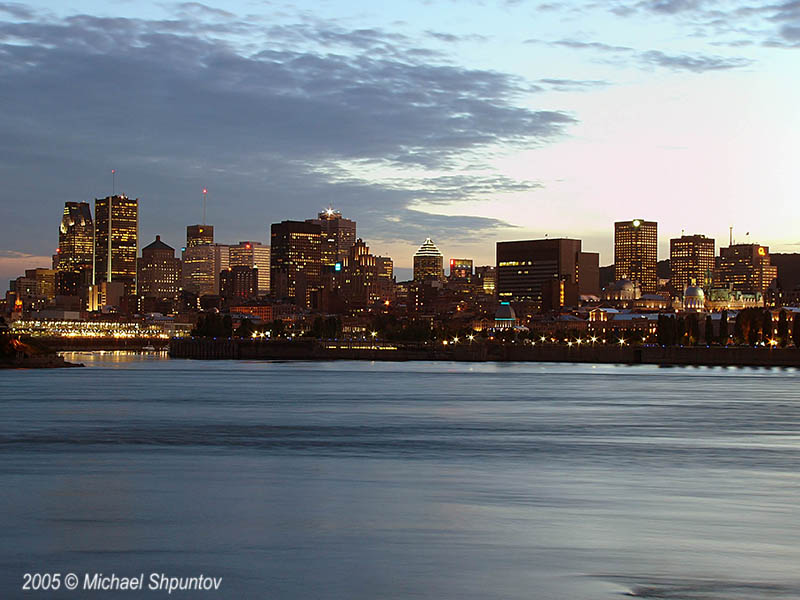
top-left (229, 241), bottom-right (270, 296)
top-left (413, 238), bottom-right (444, 282)
top-left (137, 235), bottom-right (181, 299)
top-left (475, 266), bottom-right (497, 295)
top-left (57, 202), bottom-right (93, 274)
top-left (220, 266), bottom-right (258, 301)
top-left (182, 243), bottom-right (228, 297)
top-left (94, 195), bottom-right (139, 295)
top-left (270, 220), bottom-right (322, 307)
top-left (716, 244), bottom-right (777, 295)
top-left (186, 224), bottom-right (214, 247)
top-left (376, 256), bottom-right (393, 281)
top-left (670, 234), bottom-right (715, 294)
top-left (306, 209), bottom-right (356, 264)
top-left (56, 202), bottom-right (94, 296)
top-left (449, 258), bottom-right (473, 281)
top-left (614, 219), bottom-right (657, 294)
top-left (496, 238), bottom-right (597, 305)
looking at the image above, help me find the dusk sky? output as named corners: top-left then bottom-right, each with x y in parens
top-left (1, 0), bottom-right (798, 283)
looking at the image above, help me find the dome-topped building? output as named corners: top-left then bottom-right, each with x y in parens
top-left (413, 238), bottom-right (444, 282)
top-left (683, 285), bottom-right (706, 311)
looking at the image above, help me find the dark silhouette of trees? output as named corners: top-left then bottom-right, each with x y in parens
top-left (704, 315), bottom-right (714, 345)
top-left (719, 310), bottom-right (729, 345)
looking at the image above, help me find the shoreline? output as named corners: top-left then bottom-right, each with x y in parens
top-left (168, 338), bottom-right (800, 368)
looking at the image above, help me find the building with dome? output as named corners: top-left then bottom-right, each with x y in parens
top-left (682, 285), bottom-right (706, 312)
top-left (413, 238), bottom-right (444, 282)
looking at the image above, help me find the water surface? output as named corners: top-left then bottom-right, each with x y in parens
top-left (2, 353), bottom-right (799, 599)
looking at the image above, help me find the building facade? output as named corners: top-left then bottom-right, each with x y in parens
top-left (56, 202), bottom-right (94, 296)
top-left (306, 209), bottom-right (356, 264)
top-left (137, 235), bottom-right (181, 300)
top-left (94, 195), bottom-right (139, 295)
top-left (670, 234), bottom-right (715, 295)
top-left (229, 241), bottom-right (270, 296)
top-left (496, 238), bottom-right (597, 305)
top-left (716, 244), bottom-right (777, 295)
top-left (270, 220), bottom-right (322, 307)
top-left (614, 219), bottom-right (658, 294)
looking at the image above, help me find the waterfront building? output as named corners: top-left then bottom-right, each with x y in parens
top-left (614, 219), bottom-right (658, 294)
top-left (716, 244), bottom-right (778, 296)
top-left (94, 195), bottom-right (139, 295)
top-left (670, 234), bottom-right (715, 294)
top-left (137, 236), bottom-right (181, 300)
top-left (496, 238), bottom-right (598, 305)
top-left (229, 241), bottom-right (270, 296)
top-left (270, 220), bottom-right (322, 307)
top-left (306, 209), bottom-right (356, 264)
top-left (413, 238), bottom-right (445, 282)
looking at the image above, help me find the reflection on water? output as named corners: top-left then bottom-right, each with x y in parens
top-left (2, 354), bottom-right (800, 599)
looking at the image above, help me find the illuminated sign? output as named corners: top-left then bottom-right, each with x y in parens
top-left (334, 262), bottom-right (342, 272)
top-left (633, 219), bottom-right (641, 227)
top-left (758, 247), bottom-right (766, 256)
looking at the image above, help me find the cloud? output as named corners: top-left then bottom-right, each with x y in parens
top-left (639, 49), bottom-right (753, 70)
top-left (549, 37), bottom-right (752, 72)
top-left (0, 6), bottom-right (575, 262)
top-left (537, 77), bottom-right (610, 90)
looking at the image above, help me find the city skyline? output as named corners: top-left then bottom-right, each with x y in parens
top-left (2, 0), bottom-right (799, 283)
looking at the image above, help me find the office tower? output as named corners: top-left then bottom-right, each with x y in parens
top-left (475, 266), bottom-right (497, 294)
top-left (413, 238), bottom-right (444, 282)
top-left (56, 202), bottom-right (94, 296)
top-left (57, 202), bottom-right (94, 273)
top-left (306, 209), bottom-right (356, 263)
top-left (716, 244), bottom-right (777, 295)
top-left (137, 235), bottom-right (181, 299)
top-left (182, 243), bottom-right (228, 297)
top-left (376, 256), bottom-right (393, 281)
top-left (496, 238), bottom-right (594, 305)
top-left (94, 195), bottom-right (139, 294)
top-left (449, 258), bottom-right (473, 281)
top-left (229, 241), bottom-right (270, 296)
top-left (220, 266), bottom-right (258, 301)
top-left (270, 220), bottom-right (322, 307)
top-left (186, 224), bottom-right (214, 247)
top-left (614, 219), bottom-right (657, 294)
top-left (670, 234), bottom-right (715, 294)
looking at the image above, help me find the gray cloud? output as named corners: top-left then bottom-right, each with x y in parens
top-left (640, 49), bottom-right (753, 70)
top-left (0, 6), bottom-right (574, 270)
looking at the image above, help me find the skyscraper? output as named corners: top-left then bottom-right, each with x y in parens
top-left (94, 195), bottom-right (139, 294)
top-left (270, 220), bottom-right (322, 307)
top-left (137, 235), bottom-right (181, 299)
top-left (413, 238), bottom-right (444, 282)
top-left (306, 209), bottom-right (356, 264)
top-left (57, 202), bottom-right (94, 274)
top-left (186, 224), bottom-right (214, 247)
top-left (496, 238), bottom-right (593, 304)
top-left (229, 241), bottom-right (270, 296)
top-left (670, 234), bottom-right (715, 294)
top-left (56, 202), bottom-right (94, 296)
top-left (716, 244), bottom-right (777, 295)
top-left (614, 219), bottom-right (657, 294)
top-left (220, 266), bottom-right (258, 301)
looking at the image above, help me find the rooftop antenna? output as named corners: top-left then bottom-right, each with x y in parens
top-left (729, 226), bottom-right (733, 246)
top-left (111, 169), bottom-right (116, 196)
top-left (681, 228), bottom-right (685, 237)
top-left (202, 188), bottom-right (208, 225)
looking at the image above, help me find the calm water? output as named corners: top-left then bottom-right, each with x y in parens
top-left (2, 353), bottom-right (800, 599)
